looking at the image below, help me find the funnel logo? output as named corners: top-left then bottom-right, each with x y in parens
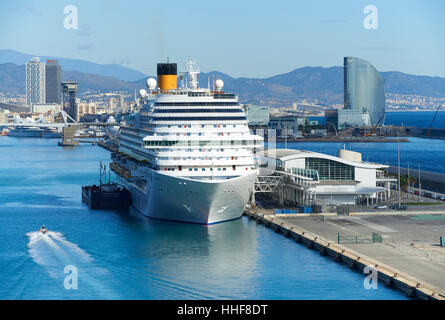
top-left (64, 265), bottom-right (78, 290)
top-left (363, 5), bottom-right (378, 30)
top-left (64, 5), bottom-right (78, 30)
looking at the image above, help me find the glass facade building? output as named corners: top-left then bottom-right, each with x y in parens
top-left (325, 57), bottom-right (386, 130)
top-left (26, 57), bottom-right (46, 112)
top-left (45, 60), bottom-right (61, 104)
top-left (342, 57), bottom-right (385, 129)
top-left (305, 157), bottom-right (355, 181)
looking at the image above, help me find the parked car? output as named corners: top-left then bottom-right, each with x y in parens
top-left (390, 204), bottom-right (407, 211)
top-left (424, 192), bottom-right (433, 198)
top-left (374, 204), bottom-right (387, 209)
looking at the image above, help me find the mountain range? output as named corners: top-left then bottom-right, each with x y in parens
top-left (0, 49), bottom-right (146, 81)
top-left (1, 49), bottom-right (445, 106)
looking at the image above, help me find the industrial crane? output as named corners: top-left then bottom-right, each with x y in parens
top-left (426, 105), bottom-right (441, 137)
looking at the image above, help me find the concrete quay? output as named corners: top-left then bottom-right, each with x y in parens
top-left (244, 209), bottom-right (445, 300)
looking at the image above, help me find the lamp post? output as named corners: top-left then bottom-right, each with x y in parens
top-left (397, 131), bottom-right (401, 208)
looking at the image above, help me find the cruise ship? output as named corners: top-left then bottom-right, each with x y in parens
top-left (113, 61), bottom-right (263, 224)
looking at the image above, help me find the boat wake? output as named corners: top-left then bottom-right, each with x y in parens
top-left (26, 231), bottom-right (117, 298)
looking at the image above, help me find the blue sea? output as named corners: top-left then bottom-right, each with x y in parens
top-left (310, 110), bottom-right (445, 129)
top-left (385, 111), bottom-right (445, 129)
top-left (277, 137), bottom-right (445, 174)
top-left (305, 111), bottom-right (445, 173)
top-left (0, 137), bottom-right (407, 300)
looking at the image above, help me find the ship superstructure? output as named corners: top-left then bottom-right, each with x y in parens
top-left (114, 61), bottom-right (263, 224)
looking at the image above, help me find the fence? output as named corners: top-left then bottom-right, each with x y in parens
top-left (338, 232), bottom-right (382, 244)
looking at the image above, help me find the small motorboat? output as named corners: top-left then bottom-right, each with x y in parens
top-left (40, 225), bottom-right (48, 234)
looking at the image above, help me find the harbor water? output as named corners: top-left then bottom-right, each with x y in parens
top-left (311, 110), bottom-right (445, 129)
top-left (0, 137), bottom-right (407, 299)
top-left (276, 137), bottom-right (445, 174)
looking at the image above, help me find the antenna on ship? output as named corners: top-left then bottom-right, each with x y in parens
top-left (99, 161), bottom-right (103, 186)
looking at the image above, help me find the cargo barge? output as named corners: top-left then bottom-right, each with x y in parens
top-left (81, 183), bottom-right (131, 210)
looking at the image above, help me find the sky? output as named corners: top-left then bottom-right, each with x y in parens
top-left (0, 0), bottom-right (444, 78)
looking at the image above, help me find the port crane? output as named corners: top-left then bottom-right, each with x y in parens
top-left (426, 105), bottom-right (441, 137)
top-left (362, 112), bottom-right (386, 137)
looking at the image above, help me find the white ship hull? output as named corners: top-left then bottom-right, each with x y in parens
top-left (119, 170), bottom-right (257, 225)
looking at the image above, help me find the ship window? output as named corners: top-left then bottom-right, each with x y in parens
top-left (194, 168), bottom-right (198, 171)
top-left (202, 168), bottom-right (205, 171)
top-left (189, 168), bottom-right (192, 171)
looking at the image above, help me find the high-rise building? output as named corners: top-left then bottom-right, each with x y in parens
top-left (61, 82), bottom-right (79, 121)
top-left (118, 95), bottom-right (125, 113)
top-left (108, 97), bottom-right (118, 113)
top-left (45, 60), bottom-right (61, 104)
top-left (326, 57), bottom-right (386, 131)
top-left (26, 57), bottom-right (46, 112)
top-left (78, 101), bottom-right (96, 118)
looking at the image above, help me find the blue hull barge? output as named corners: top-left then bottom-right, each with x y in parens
top-left (82, 183), bottom-right (131, 210)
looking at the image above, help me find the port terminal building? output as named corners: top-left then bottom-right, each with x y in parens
top-left (256, 148), bottom-right (396, 208)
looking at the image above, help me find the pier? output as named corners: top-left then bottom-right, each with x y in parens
top-left (244, 209), bottom-right (445, 300)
